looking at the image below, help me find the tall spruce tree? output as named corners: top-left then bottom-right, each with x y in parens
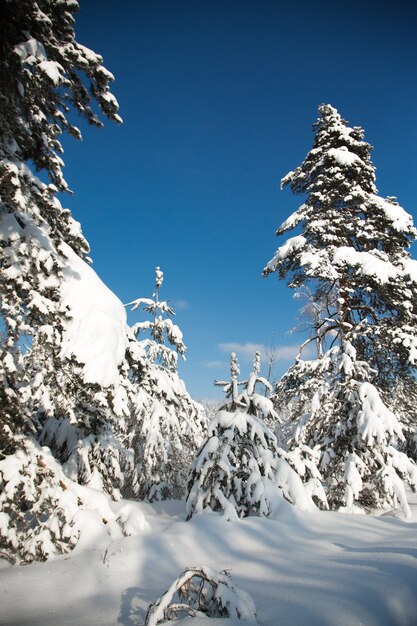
top-left (0, 0), bottom-right (136, 562)
top-left (0, 0), bottom-right (121, 458)
top-left (264, 104), bottom-right (417, 516)
top-left (127, 268), bottom-right (206, 501)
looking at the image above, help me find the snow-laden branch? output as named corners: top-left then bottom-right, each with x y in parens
top-left (145, 566), bottom-right (257, 625)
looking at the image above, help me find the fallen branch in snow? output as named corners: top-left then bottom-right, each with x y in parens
top-left (144, 566), bottom-right (257, 625)
top-left (0, 550), bottom-right (16, 566)
top-left (102, 542), bottom-right (124, 567)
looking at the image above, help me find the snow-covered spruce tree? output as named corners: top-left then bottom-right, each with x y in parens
top-left (0, 0), bottom-right (137, 562)
top-left (127, 268), bottom-right (206, 501)
top-left (186, 353), bottom-right (321, 520)
top-left (264, 104), bottom-right (417, 516)
top-left (129, 266), bottom-right (186, 370)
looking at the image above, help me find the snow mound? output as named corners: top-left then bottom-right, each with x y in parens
top-left (59, 243), bottom-right (128, 387)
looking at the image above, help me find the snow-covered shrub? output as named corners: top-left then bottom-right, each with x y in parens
top-left (277, 344), bottom-right (417, 516)
top-left (0, 438), bottom-right (80, 564)
top-left (40, 417), bottom-right (136, 500)
top-left (187, 354), bottom-right (316, 519)
top-left (186, 409), bottom-right (316, 519)
top-left (0, 436), bottom-right (150, 565)
top-left (145, 566), bottom-right (257, 625)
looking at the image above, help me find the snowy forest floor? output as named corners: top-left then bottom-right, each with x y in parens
top-left (1, 493), bottom-right (417, 626)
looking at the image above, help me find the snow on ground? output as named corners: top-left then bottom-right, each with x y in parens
top-left (1, 496), bottom-right (417, 626)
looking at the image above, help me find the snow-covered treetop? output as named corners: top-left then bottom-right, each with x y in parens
top-left (215, 352), bottom-right (279, 422)
top-left (280, 104), bottom-right (376, 197)
top-left (240, 352), bottom-right (279, 422)
top-left (155, 266), bottom-right (164, 289)
top-left (264, 104), bottom-right (417, 292)
top-left (214, 352), bottom-right (243, 408)
top-left (127, 267), bottom-right (186, 370)
top-left (0, 0), bottom-right (121, 190)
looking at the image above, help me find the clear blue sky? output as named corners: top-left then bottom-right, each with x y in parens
top-left (61, 0), bottom-right (417, 399)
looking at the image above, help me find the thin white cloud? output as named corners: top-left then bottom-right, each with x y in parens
top-left (218, 341), bottom-right (311, 362)
top-left (173, 299), bottom-right (189, 311)
top-left (219, 342), bottom-right (264, 356)
top-left (203, 360), bottom-right (225, 369)
top-left (274, 345), bottom-right (302, 360)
